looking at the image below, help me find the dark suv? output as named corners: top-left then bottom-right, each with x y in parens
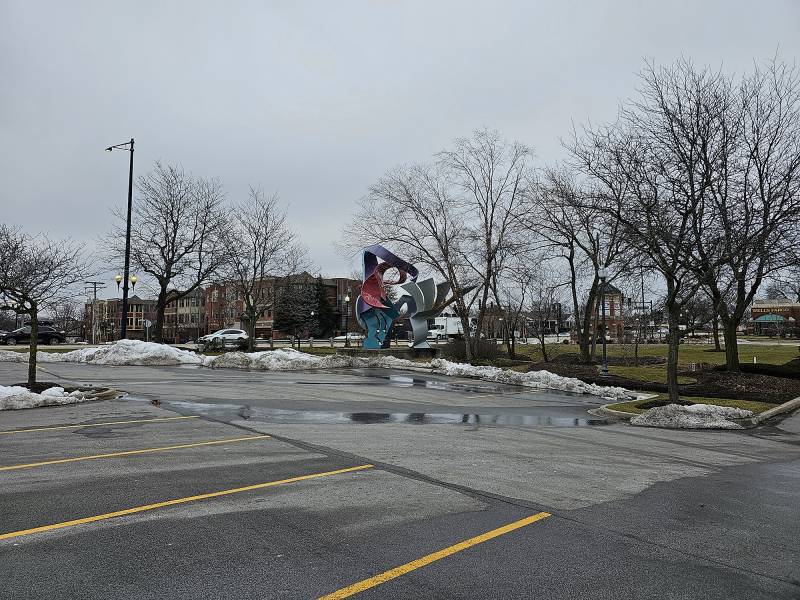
top-left (0, 325), bottom-right (66, 345)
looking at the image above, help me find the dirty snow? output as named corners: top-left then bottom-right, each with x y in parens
top-left (204, 348), bottom-right (417, 372)
top-left (630, 403), bottom-right (754, 429)
top-left (0, 384), bottom-right (91, 411)
top-left (0, 341), bottom-right (631, 399)
top-left (428, 359), bottom-right (631, 400)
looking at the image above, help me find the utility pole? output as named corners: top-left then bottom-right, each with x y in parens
top-left (85, 281), bottom-right (106, 345)
top-left (105, 138), bottom-right (135, 339)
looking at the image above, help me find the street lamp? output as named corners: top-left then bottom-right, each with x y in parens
top-left (106, 138), bottom-right (135, 339)
top-left (344, 291), bottom-right (351, 347)
top-left (598, 266), bottom-right (609, 376)
top-left (130, 274), bottom-right (138, 292)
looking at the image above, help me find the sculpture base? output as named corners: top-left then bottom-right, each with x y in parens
top-left (335, 346), bottom-right (442, 360)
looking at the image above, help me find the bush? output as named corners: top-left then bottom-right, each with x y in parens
top-left (442, 338), bottom-right (499, 362)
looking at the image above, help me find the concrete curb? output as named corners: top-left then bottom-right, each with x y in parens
top-left (747, 396), bottom-right (800, 426)
top-left (84, 387), bottom-right (124, 401)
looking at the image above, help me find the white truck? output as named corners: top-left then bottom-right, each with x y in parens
top-left (427, 316), bottom-right (471, 340)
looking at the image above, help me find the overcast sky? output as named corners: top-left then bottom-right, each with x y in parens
top-left (2, 1), bottom-right (799, 299)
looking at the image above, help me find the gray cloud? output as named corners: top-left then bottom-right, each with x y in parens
top-left (2, 0), bottom-right (798, 298)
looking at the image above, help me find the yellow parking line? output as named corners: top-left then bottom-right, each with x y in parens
top-left (318, 512), bottom-right (551, 599)
top-left (0, 415), bottom-right (199, 436)
top-left (0, 435), bottom-right (271, 471)
top-left (0, 464), bottom-right (374, 541)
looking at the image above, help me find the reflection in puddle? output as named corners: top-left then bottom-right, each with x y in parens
top-left (133, 398), bottom-right (608, 427)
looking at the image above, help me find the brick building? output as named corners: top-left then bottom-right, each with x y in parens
top-left (588, 283), bottom-right (625, 341)
top-left (205, 274), bottom-right (360, 338)
top-left (84, 296), bottom-right (157, 343)
top-left (164, 288), bottom-right (207, 343)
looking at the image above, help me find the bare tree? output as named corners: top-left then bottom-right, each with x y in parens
top-left (533, 168), bottom-right (629, 363)
top-left (105, 162), bottom-right (227, 342)
top-left (526, 267), bottom-right (567, 363)
top-left (655, 59), bottom-right (800, 371)
top-left (766, 262), bottom-right (800, 302)
top-left (0, 225), bottom-right (89, 385)
top-left (343, 129), bottom-right (533, 361)
top-left (572, 111), bottom-right (705, 402)
top-left (47, 299), bottom-right (83, 339)
top-left (221, 188), bottom-right (307, 352)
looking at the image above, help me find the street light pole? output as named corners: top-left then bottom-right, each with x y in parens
top-left (599, 266), bottom-right (609, 376)
top-left (344, 291), bottom-right (351, 348)
top-left (106, 138), bottom-right (135, 339)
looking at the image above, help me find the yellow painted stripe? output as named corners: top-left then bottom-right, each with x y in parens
top-left (0, 415), bottom-right (199, 436)
top-left (0, 464), bottom-right (373, 541)
top-left (0, 435), bottom-right (271, 471)
top-left (318, 512), bottom-right (551, 599)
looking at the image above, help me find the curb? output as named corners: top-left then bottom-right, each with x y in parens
top-left (84, 387), bottom-right (124, 401)
top-left (593, 405), bottom-right (636, 420)
top-left (747, 396), bottom-right (800, 426)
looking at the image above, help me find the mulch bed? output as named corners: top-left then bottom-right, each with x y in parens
top-left (522, 364), bottom-right (800, 403)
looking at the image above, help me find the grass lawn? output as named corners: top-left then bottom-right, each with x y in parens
top-left (607, 396), bottom-right (776, 415)
top-left (0, 347), bottom-right (76, 354)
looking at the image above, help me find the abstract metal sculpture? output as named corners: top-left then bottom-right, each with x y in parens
top-left (356, 245), bottom-right (418, 349)
top-left (355, 244), bottom-right (456, 350)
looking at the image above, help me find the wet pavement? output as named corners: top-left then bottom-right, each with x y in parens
top-left (1, 361), bottom-right (799, 599)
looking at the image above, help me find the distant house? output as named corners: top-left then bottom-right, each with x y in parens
top-left (587, 283), bottom-right (625, 341)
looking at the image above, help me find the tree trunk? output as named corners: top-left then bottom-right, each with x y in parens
top-left (27, 305), bottom-right (38, 386)
top-left (578, 335), bottom-right (590, 364)
top-left (539, 334), bottom-right (549, 362)
top-left (722, 321), bottom-right (740, 372)
top-left (666, 309), bottom-right (681, 403)
top-left (245, 311), bottom-right (257, 352)
top-left (712, 313), bottom-right (721, 351)
top-left (153, 286), bottom-right (168, 343)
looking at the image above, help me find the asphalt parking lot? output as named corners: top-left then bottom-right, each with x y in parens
top-left (1, 362), bottom-right (799, 599)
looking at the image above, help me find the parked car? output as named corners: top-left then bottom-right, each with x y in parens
top-left (0, 325), bottom-right (66, 345)
top-left (198, 328), bottom-right (248, 343)
top-left (333, 333), bottom-right (364, 341)
top-left (196, 328), bottom-right (248, 350)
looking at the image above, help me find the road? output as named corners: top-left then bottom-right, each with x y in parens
top-left (0, 361), bottom-right (799, 599)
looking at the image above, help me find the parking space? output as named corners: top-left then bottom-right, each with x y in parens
top-left (0, 400), bottom-right (550, 599)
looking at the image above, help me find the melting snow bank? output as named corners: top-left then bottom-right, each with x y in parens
top-left (0, 385), bottom-right (92, 411)
top-left (630, 403), bottom-right (754, 429)
top-left (0, 340), bottom-right (203, 366)
top-left (428, 359), bottom-right (631, 400)
top-left (203, 349), bottom-right (415, 371)
top-left (0, 341), bottom-right (632, 400)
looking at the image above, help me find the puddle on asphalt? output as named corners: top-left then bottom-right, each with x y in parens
top-left (131, 398), bottom-right (607, 427)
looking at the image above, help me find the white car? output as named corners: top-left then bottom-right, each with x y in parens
top-left (198, 329), bottom-right (248, 343)
top-left (333, 333), bottom-right (364, 341)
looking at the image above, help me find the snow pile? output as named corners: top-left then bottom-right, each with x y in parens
top-left (630, 403), bottom-right (753, 429)
top-left (60, 340), bottom-right (203, 366)
top-left (0, 385), bottom-right (91, 411)
top-left (0, 341), bottom-right (203, 366)
top-left (0, 350), bottom-right (28, 363)
top-left (429, 359), bottom-right (632, 400)
top-left (205, 349), bottom-right (325, 370)
top-left (204, 348), bottom-right (418, 371)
